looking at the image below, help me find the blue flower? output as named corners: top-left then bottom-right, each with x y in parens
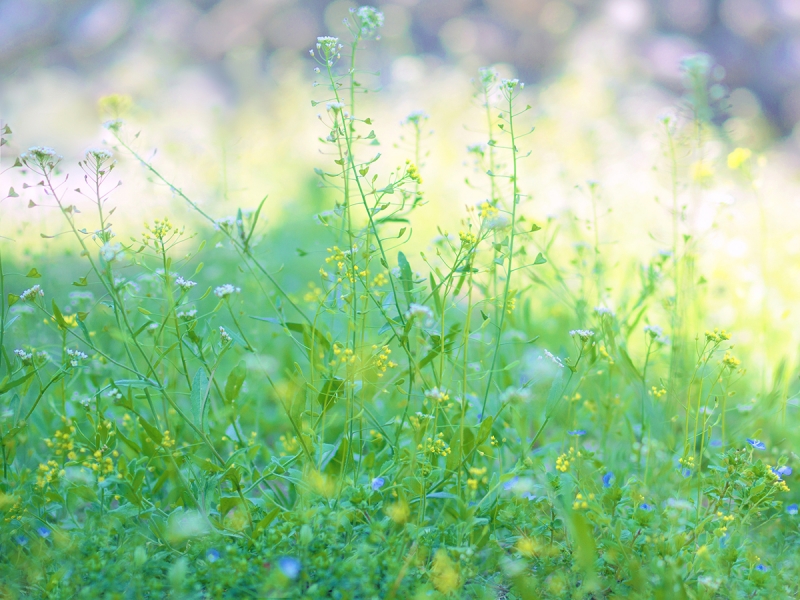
top-left (787, 504), bottom-right (798, 515)
top-left (709, 439), bottom-right (722, 448)
top-left (639, 503), bottom-right (654, 511)
top-left (568, 429), bottom-right (587, 436)
top-left (371, 477), bottom-right (385, 491)
top-left (755, 564), bottom-right (769, 572)
top-left (206, 549), bottom-right (220, 563)
top-left (278, 556), bottom-right (301, 579)
top-left (774, 466), bottom-right (792, 477)
top-left (602, 472), bottom-right (615, 488)
top-left (682, 468), bottom-right (692, 478)
top-left (36, 527), bottom-right (50, 538)
top-left (14, 536), bottom-right (27, 546)
top-left (522, 492), bottom-right (536, 501)
top-left (746, 438), bottom-right (766, 450)
top-left (503, 476), bottom-right (519, 491)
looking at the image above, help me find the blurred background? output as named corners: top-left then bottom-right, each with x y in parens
top-left (2, 0), bottom-right (800, 138)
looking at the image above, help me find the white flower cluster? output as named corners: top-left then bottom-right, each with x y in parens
top-left (177, 309), bottom-right (197, 320)
top-left (175, 276), bottom-right (197, 291)
top-left (219, 326), bottom-right (233, 344)
top-left (14, 349), bottom-right (32, 363)
top-left (214, 284), bottom-right (241, 299)
top-left (569, 329), bottom-right (594, 341)
top-left (20, 146), bottom-right (62, 170)
top-left (644, 325), bottom-right (668, 344)
top-left (354, 6), bottom-right (384, 36)
top-left (541, 349), bottom-right (565, 369)
top-left (500, 78), bottom-right (524, 93)
top-left (66, 348), bottom-right (88, 367)
top-left (20, 285), bottom-right (44, 301)
top-left (405, 303), bottom-right (434, 325)
top-left (84, 148), bottom-right (114, 164)
top-left (312, 36), bottom-right (343, 65)
top-left (594, 306), bottom-right (615, 317)
top-left (106, 387), bottom-right (123, 401)
top-left (500, 387), bottom-right (532, 405)
top-left (424, 387), bottom-right (450, 403)
top-left (100, 243), bottom-right (124, 263)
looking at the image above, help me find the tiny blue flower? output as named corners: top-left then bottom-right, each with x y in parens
top-left (278, 556), bottom-right (301, 579)
top-left (709, 439), bottom-right (722, 447)
top-left (682, 468), bottom-right (692, 478)
top-left (774, 466), bottom-right (792, 477)
top-left (206, 549), bottom-right (220, 563)
top-left (640, 503), bottom-right (654, 511)
top-left (503, 476), bottom-right (519, 491)
top-left (568, 429), bottom-right (587, 436)
top-left (787, 504), bottom-right (798, 515)
top-left (602, 472), bottom-right (615, 488)
top-left (36, 527), bottom-right (50, 538)
top-left (14, 535), bottom-right (27, 546)
top-left (523, 492), bottom-right (536, 501)
top-left (746, 438), bottom-right (766, 450)
top-left (755, 564), bottom-right (769, 572)
top-left (371, 477), bottom-right (385, 491)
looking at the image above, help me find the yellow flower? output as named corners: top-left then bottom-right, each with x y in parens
top-left (690, 160), bottom-right (714, 184)
top-left (727, 147), bottom-right (752, 170)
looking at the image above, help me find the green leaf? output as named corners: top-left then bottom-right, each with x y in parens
top-left (72, 276), bottom-right (88, 287)
top-left (52, 299), bottom-right (69, 330)
top-left (398, 251), bottom-right (413, 307)
top-left (317, 377), bottom-right (345, 411)
top-left (534, 252), bottom-right (547, 265)
top-left (224, 361), bottom-right (247, 403)
top-left (190, 368), bottom-right (210, 432)
top-left (0, 371), bottom-right (34, 395)
top-left (476, 416), bottom-right (494, 446)
top-left (138, 417), bottom-right (163, 445)
top-left (26, 268), bottom-right (41, 278)
top-left (7, 294), bottom-right (19, 307)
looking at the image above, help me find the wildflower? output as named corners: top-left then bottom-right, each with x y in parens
top-left (568, 429), bottom-right (587, 436)
top-left (19, 285), bottom-right (44, 301)
top-left (639, 503), bottom-right (654, 511)
top-left (371, 477), bottom-right (385, 491)
top-left (682, 468), bottom-right (692, 478)
top-left (705, 328), bottom-right (731, 343)
top-left (503, 476), bottom-right (519, 491)
top-left (541, 349), bottom-right (565, 369)
top-left (37, 526), bottom-right (51, 538)
top-left (177, 309), bottom-right (197, 320)
top-left (644, 324), bottom-right (667, 343)
top-left (755, 564), bottom-right (769, 572)
top-left (569, 329), bottom-right (594, 341)
top-left (602, 472), bottom-right (615, 488)
top-left (500, 387), bottom-right (531, 405)
top-left (326, 101), bottom-right (346, 113)
top-left (774, 466), bottom-right (792, 477)
top-left (353, 6), bottom-right (384, 39)
top-left (690, 160), bottom-right (714, 184)
top-left (84, 148), bottom-right (114, 164)
top-left (522, 492), bottom-right (536, 501)
top-left (405, 303), bottom-right (434, 325)
top-left (478, 200), bottom-right (498, 219)
top-left (14, 536), bottom-right (28, 546)
top-left (746, 438), bottom-right (766, 450)
top-left (500, 78), bottom-right (524, 93)
top-left (214, 284), bottom-right (241, 299)
top-left (14, 349), bottom-right (32, 364)
top-left (424, 387), bottom-right (450, 404)
top-left (100, 243), bottom-right (124, 263)
top-left (278, 556), bottom-right (301, 579)
top-left (206, 549), bottom-right (220, 563)
top-left (787, 504), bottom-right (798, 515)
top-left (594, 306), bottom-right (615, 317)
top-left (727, 147), bottom-right (752, 170)
top-left (66, 348), bottom-right (88, 367)
top-left (175, 276), bottom-right (197, 290)
top-left (219, 327), bottom-right (233, 345)
top-left (20, 146), bottom-right (62, 171)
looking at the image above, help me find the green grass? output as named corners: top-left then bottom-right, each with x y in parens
top-left (0, 8), bottom-right (798, 599)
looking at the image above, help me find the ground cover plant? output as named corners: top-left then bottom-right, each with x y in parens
top-left (1, 6), bottom-right (799, 599)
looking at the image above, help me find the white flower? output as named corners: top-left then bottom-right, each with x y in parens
top-left (405, 303), bottom-right (434, 325)
top-left (20, 285), bottom-right (44, 301)
top-left (569, 329), bottom-right (594, 341)
top-left (594, 306), bottom-right (615, 317)
top-left (14, 349), bottom-right (32, 363)
top-left (424, 387), bottom-right (450, 403)
top-left (20, 146), bottom-right (62, 170)
top-left (326, 102), bottom-right (346, 113)
top-left (100, 243), bottom-right (123, 263)
top-left (214, 284), bottom-right (240, 299)
top-left (540, 349), bottom-right (565, 369)
top-left (66, 348), bottom-right (88, 367)
top-left (354, 6), bottom-right (384, 38)
top-left (219, 326), bottom-right (233, 344)
top-left (84, 148), bottom-right (114, 164)
top-left (177, 309), bottom-right (197, 320)
top-left (175, 276), bottom-right (197, 291)
top-left (500, 387), bottom-right (532, 405)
